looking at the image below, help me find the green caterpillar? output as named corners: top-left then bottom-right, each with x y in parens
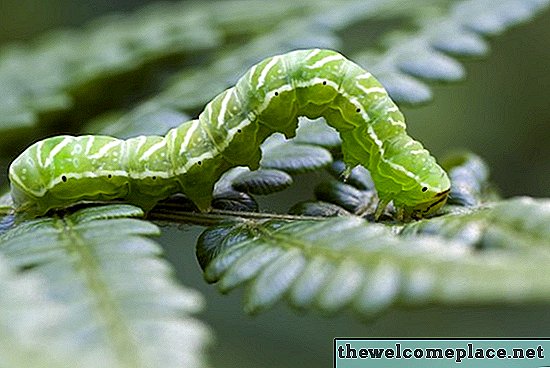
top-left (9, 49), bottom-right (450, 219)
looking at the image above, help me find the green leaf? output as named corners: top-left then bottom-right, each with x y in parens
top-left (372, 73), bottom-right (432, 105)
top-left (292, 117), bottom-right (342, 149)
top-left (0, 205), bottom-right (211, 368)
top-left (260, 134), bottom-right (333, 173)
top-left (213, 191), bottom-right (259, 212)
top-left (461, 0), bottom-right (546, 34)
top-left (207, 167), bottom-right (260, 212)
top-left (289, 201), bottom-right (352, 217)
top-left (231, 169), bottom-right (293, 195)
top-left (431, 30), bottom-right (489, 56)
top-left (314, 180), bottom-right (377, 215)
top-left (197, 204), bottom-right (550, 316)
top-left (398, 51), bottom-right (465, 82)
top-left (328, 160), bottom-right (375, 191)
top-left (442, 151), bottom-right (495, 207)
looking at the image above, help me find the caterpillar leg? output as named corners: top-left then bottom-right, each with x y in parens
top-left (396, 207), bottom-right (405, 222)
top-left (374, 198), bottom-right (390, 221)
top-left (340, 165), bottom-right (353, 182)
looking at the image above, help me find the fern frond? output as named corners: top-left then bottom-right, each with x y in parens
top-left (402, 197), bottom-right (550, 251)
top-left (0, 255), bottom-right (81, 368)
top-left (0, 205), bottom-right (211, 368)
top-left (197, 199), bottom-right (550, 316)
top-left (0, 1), bottom-right (322, 146)
top-left (354, 0), bottom-right (549, 104)
top-left (86, 0), bottom-right (549, 138)
top-left (2, 0), bottom-right (546, 145)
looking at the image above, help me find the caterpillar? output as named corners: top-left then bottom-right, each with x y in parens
top-left (8, 48), bottom-right (450, 220)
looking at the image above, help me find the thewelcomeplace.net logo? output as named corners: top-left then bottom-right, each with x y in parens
top-left (334, 338), bottom-right (550, 367)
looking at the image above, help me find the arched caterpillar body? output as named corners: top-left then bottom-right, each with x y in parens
top-left (9, 49), bottom-right (450, 219)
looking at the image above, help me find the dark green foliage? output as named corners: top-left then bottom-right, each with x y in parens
top-left (292, 117), bottom-right (342, 149)
top-left (328, 161), bottom-right (375, 191)
top-left (86, 105), bottom-right (190, 139)
top-left (212, 191), bottom-right (259, 212)
top-left (355, 0), bottom-right (549, 105)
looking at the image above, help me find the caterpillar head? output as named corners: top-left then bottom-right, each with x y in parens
top-left (405, 188), bottom-right (450, 219)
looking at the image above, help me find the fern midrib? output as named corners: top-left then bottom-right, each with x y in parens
top-left (420, 210), bottom-right (550, 252)
top-left (57, 217), bottom-right (144, 368)
top-left (250, 220), bottom-right (478, 268)
top-left (252, 221), bottom-right (378, 264)
top-left (486, 215), bottom-right (550, 251)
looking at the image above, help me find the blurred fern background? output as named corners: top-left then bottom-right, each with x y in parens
top-left (1, 1), bottom-right (549, 367)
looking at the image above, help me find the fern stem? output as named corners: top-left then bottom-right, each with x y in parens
top-left (148, 208), bottom-right (330, 226)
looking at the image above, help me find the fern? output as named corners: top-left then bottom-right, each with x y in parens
top-left (0, 1), bottom-right (321, 149)
top-left (0, 0), bottom-right (546, 148)
top-left (402, 197), bottom-right (550, 251)
top-left (0, 205), bottom-right (210, 368)
top-left (197, 199), bottom-right (550, 316)
top-left (259, 132), bottom-right (334, 173)
top-left (166, 145), bottom-right (550, 317)
top-left (82, 0), bottom-right (549, 140)
top-left (354, 0), bottom-right (550, 104)
top-left (196, 155), bottom-right (550, 315)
